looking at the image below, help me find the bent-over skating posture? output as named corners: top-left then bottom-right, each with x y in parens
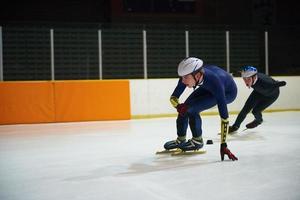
top-left (164, 57), bottom-right (238, 161)
top-left (229, 66), bottom-right (286, 133)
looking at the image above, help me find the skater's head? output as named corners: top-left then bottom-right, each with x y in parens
top-left (178, 57), bottom-right (204, 88)
top-left (241, 66), bottom-right (258, 88)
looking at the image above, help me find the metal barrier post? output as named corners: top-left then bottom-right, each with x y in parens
top-left (185, 30), bottom-right (189, 58)
top-left (98, 30), bottom-right (102, 79)
top-left (265, 31), bottom-right (269, 75)
top-left (50, 29), bottom-right (55, 81)
top-left (0, 26), bottom-right (3, 81)
top-left (226, 31), bottom-right (230, 73)
top-left (143, 30), bottom-right (147, 79)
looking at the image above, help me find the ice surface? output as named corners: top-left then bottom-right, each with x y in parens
top-left (0, 111), bottom-right (300, 200)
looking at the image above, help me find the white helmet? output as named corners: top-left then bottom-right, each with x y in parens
top-left (178, 57), bottom-right (204, 76)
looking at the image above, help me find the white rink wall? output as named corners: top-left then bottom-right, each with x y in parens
top-left (130, 76), bottom-right (300, 118)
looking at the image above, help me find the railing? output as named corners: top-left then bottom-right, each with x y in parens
top-left (0, 23), bottom-right (299, 81)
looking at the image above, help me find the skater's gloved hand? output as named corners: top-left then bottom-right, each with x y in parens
top-left (220, 143), bottom-right (238, 161)
top-left (176, 103), bottom-right (188, 116)
top-left (276, 81), bottom-right (286, 87)
top-left (170, 96), bottom-right (179, 108)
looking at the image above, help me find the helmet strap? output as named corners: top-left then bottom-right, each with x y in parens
top-left (249, 75), bottom-right (257, 87)
top-left (192, 71), bottom-right (203, 89)
top-left (192, 74), bottom-right (198, 87)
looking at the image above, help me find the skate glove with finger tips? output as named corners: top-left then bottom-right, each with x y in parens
top-left (220, 143), bottom-right (238, 161)
top-left (178, 137), bottom-right (203, 151)
top-left (176, 103), bottom-right (188, 116)
top-left (228, 125), bottom-right (239, 134)
top-left (164, 138), bottom-right (186, 150)
top-left (246, 120), bottom-right (262, 129)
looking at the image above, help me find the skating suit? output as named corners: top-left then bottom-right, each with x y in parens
top-left (171, 65), bottom-right (237, 138)
top-left (233, 73), bottom-right (285, 127)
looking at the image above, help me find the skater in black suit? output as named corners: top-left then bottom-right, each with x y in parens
top-left (229, 66), bottom-right (286, 133)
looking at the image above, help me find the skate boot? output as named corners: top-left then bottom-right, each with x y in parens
top-left (246, 119), bottom-right (262, 129)
top-left (228, 125), bottom-right (239, 134)
top-left (178, 137), bottom-right (203, 151)
top-left (164, 137), bottom-right (186, 150)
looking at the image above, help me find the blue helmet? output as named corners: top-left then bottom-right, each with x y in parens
top-left (241, 66), bottom-right (257, 78)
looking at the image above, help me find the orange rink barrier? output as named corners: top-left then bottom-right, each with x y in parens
top-left (0, 81), bottom-right (55, 124)
top-left (0, 80), bottom-right (130, 125)
top-left (54, 80), bottom-right (130, 122)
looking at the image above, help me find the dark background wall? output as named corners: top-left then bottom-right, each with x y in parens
top-left (0, 0), bottom-right (110, 23)
top-left (1, 0), bottom-right (299, 25)
top-left (0, 0), bottom-right (299, 80)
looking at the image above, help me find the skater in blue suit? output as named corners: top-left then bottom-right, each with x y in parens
top-left (164, 57), bottom-right (238, 161)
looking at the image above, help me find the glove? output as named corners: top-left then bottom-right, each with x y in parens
top-left (220, 118), bottom-right (229, 144)
top-left (176, 103), bottom-right (188, 116)
top-left (170, 96), bottom-right (179, 108)
top-left (220, 143), bottom-right (238, 161)
top-left (276, 81), bottom-right (286, 87)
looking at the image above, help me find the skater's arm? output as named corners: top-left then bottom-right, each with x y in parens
top-left (220, 118), bottom-right (238, 161)
top-left (220, 118), bottom-right (229, 144)
top-left (171, 78), bottom-right (186, 98)
top-left (205, 72), bottom-right (238, 161)
top-left (253, 74), bottom-right (285, 96)
top-left (275, 80), bottom-right (286, 87)
top-left (170, 78), bottom-right (186, 108)
top-left (206, 75), bottom-right (228, 119)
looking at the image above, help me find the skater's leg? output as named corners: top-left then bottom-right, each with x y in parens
top-left (232, 91), bottom-right (259, 128)
top-left (176, 114), bottom-right (188, 138)
top-left (164, 114), bottom-right (188, 150)
top-left (185, 91), bottom-right (217, 138)
top-left (178, 92), bottom-right (217, 151)
top-left (248, 92), bottom-right (279, 128)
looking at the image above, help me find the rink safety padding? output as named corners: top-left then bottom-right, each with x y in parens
top-left (1, 77), bottom-right (300, 125)
top-left (0, 80), bottom-right (130, 125)
top-left (0, 81), bottom-right (55, 124)
top-left (54, 80), bottom-right (130, 122)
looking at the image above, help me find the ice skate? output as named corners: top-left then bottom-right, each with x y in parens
top-left (246, 119), bottom-right (262, 129)
top-left (163, 137), bottom-right (186, 150)
top-left (156, 137), bottom-right (186, 154)
top-left (171, 148), bottom-right (206, 156)
top-left (228, 125), bottom-right (239, 134)
top-left (156, 148), bottom-right (181, 154)
top-left (178, 137), bottom-right (203, 152)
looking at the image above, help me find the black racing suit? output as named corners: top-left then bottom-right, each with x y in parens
top-left (232, 73), bottom-right (286, 128)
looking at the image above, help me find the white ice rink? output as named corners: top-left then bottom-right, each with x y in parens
top-left (0, 111), bottom-right (300, 200)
